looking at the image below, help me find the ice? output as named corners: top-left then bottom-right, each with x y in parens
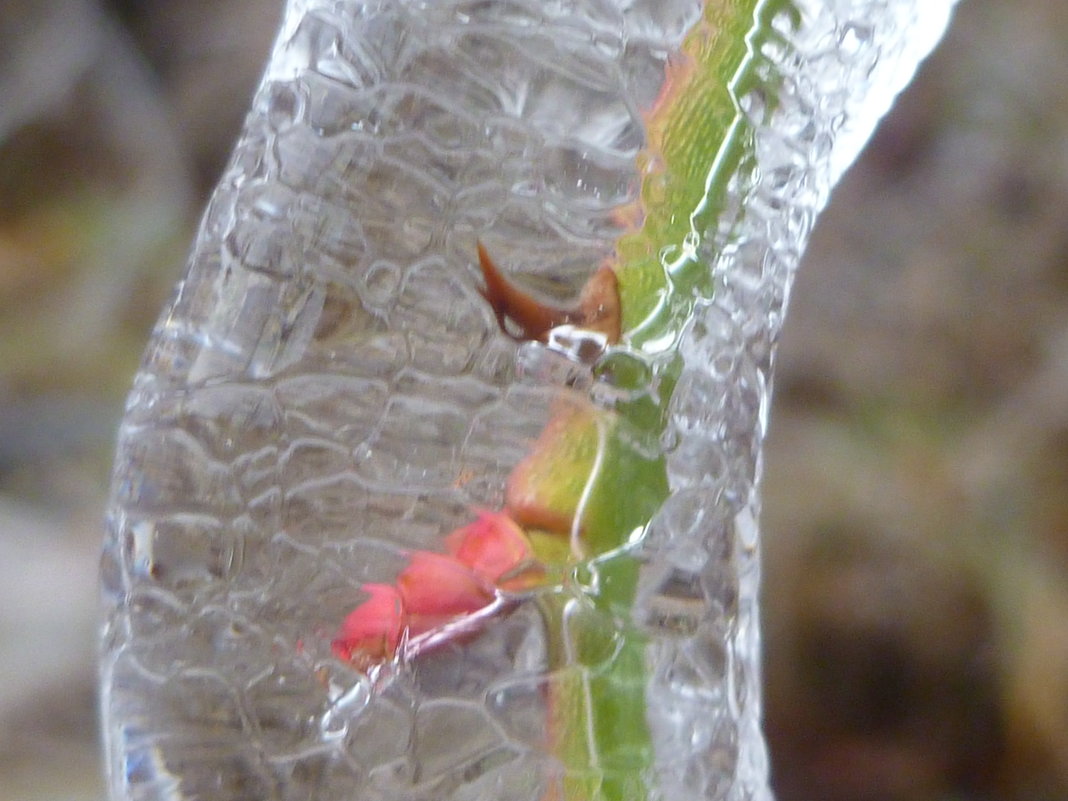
top-left (101, 1), bottom-right (960, 799)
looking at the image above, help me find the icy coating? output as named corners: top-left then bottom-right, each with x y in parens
top-left (100, 1), bottom-right (957, 800)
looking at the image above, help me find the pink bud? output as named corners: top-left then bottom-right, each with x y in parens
top-left (397, 551), bottom-right (493, 635)
top-left (445, 510), bottom-right (535, 583)
top-left (332, 583), bottom-right (404, 663)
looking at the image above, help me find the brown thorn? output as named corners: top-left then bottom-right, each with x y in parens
top-left (476, 241), bottom-right (621, 344)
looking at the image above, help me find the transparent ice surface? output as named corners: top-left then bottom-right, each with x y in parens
top-left (100, 1), bottom-right (958, 800)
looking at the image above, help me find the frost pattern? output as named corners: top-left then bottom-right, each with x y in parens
top-left (100, 1), bottom-right (957, 800)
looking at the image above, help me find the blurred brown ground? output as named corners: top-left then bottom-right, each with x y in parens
top-left (0, 1), bottom-right (1065, 800)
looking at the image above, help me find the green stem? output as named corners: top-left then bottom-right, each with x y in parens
top-left (528, 410), bottom-right (666, 801)
top-left (512, 3), bottom-right (800, 797)
top-left (540, 580), bottom-right (652, 801)
top-left (538, 1), bottom-right (800, 798)
top-left (617, 0), bottom-right (798, 353)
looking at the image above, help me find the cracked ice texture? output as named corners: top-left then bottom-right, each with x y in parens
top-left (100, 1), bottom-right (958, 800)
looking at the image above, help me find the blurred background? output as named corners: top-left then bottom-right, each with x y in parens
top-left (0, 1), bottom-right (1065, 800)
